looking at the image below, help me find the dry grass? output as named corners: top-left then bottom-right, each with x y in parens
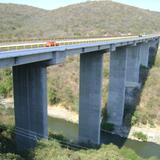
top-left (133, 51), bottom-right (160, 127)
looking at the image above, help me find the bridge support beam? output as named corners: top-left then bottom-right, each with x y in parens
top-left (79, 51), bottom-right (103, 145)
top-left (13, 63), bottom-right (48, 151)
top-left (107, 47), bottom-right (127, 126)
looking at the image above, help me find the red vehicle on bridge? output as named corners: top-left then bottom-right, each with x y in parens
top-left (46, 41), bottom-right (59, 47)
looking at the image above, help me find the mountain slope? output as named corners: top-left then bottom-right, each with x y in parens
top-left (0, 3), bottom-right (48, 38)
top-left (0, 1), bottom-right (160, 39)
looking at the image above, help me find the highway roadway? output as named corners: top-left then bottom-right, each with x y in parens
top-left (0, 36), bottom-right (137, 51)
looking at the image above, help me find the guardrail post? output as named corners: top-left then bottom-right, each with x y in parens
top-left (13, 63), bottom-right (48, 151)
top-left (79, 51), bottom-right (103, 146)
top-left (107, 47), bottom-right (127, 126)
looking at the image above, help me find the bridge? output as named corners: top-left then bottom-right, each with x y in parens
top-left (0, 35), bottom-right (159, 150)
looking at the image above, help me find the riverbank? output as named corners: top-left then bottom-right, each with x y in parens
top-left (48, 105), bottom-right (78, 124)
top-left (0, 97), bottom-right (79, 123)
top-left (110, 125), bottom-right (160, 145)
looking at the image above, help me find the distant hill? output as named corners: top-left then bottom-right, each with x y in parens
top-left (0, 1), bottom-right (160, 39)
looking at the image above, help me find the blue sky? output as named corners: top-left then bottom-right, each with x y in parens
top-left (0, 0), bottom-right (160, 12)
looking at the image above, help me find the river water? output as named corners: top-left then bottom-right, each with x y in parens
top-left (48, 117), bottom-right (160, 159)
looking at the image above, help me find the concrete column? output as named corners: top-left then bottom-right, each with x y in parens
top-left (13, 63), bottom-right (48, 151)
top-left (126, 45), bottom-right (141, 83)
top-left (140, 43), bottom-right (150, 67)
top-left (107, 47), bottom-right (127, 126)
top-left (148, 40), bottom-right (159, 67)
top-left (156, 39), bottom-right (160, 51)
top-left (125, 45), bottom-right (141, 108)
top-left (79, 51), bottom-right (103, 145)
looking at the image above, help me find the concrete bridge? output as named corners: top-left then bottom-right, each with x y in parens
top-left (0, 35), bottom-right (159, 150)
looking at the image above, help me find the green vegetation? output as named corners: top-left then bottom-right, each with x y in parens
top-left (0, 153), bottom-right (23, 160)
top-left (0, 107), bottom-right (156, 160)
top-left (31, 140), bottom-right (148, 160)
top-left (133, 132), bottom-right (148, 142)
top-left (101, 122), bottom-right (114, 132)
top-left (0, 69), bottom-right (12, 98)
top-left (1, 1), bottom-right (160, 40)
top-left (0, 123), bottom-right (157, 160)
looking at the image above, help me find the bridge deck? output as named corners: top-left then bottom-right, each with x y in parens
top-left (0, 35), bottom-right (159, 68)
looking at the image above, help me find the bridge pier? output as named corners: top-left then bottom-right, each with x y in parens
top-left (107, 47), bottom-right (127, 126)
top-left (125, 45), bottom-right (141, 106)
top-left (140, 43), bottom-right (150, 67)
top-left (156, 39), bottom-right (160, 51)
top-left (79, 51), bottom-right (103, 145)
top-left (13, 63), bottom-right (48, 151)
top-left (148, 40), bottom-right (159, 67)
top-left (126, 45), bottom-right (141, 83)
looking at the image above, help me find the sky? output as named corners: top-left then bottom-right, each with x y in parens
top-left (0, 0), bottom-right (160, 12)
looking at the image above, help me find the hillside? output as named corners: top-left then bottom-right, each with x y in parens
top-left (0, 1), bottom-right (160, 39)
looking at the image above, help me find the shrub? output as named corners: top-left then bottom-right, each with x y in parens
top-left (101, 122), bottom-right (114, 132)
top-left (0, 69), bottom-right (12, 98)
top-left (133, 132), bottom-right (148, 142)
top-left (48, 87), bottom-right (61, 105)
top-left (48, 78), bottom-right (61, 105)
top-left (49, 131), bottom-right (67, 141)
top-left (0, 153), bottom-right (24, 160)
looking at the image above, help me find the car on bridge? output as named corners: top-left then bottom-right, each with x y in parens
top-left (46, 41), bottom-right (59, 47)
